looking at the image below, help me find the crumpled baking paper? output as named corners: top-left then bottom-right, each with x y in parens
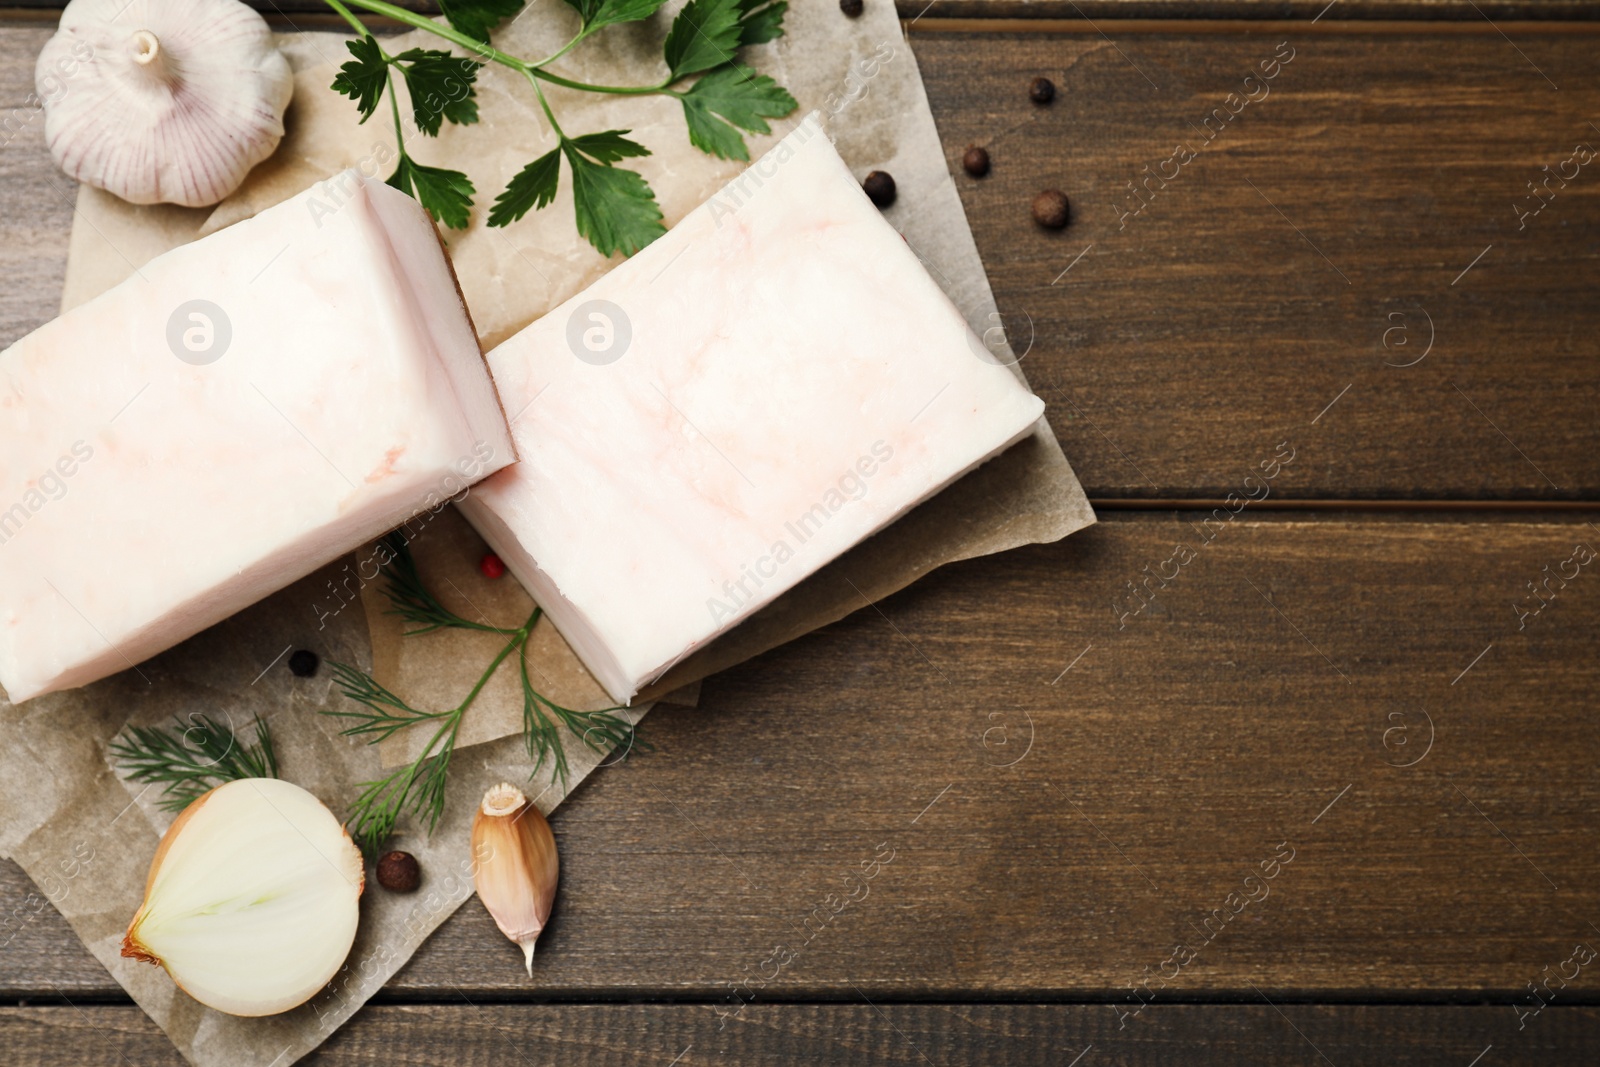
top-left (3, 2), bottom-right (1094, 1064)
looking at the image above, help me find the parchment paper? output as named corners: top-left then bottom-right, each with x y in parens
top-left (54, 3), bottom-right (1093, 768)
top-left (0, 560), bottom-right (642, 1067)
top-left (4, 2), bottom-right (1095, 1065)
top-left (360, 505), bottom-right (700, 765)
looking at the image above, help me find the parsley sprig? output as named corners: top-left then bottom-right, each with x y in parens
top-left (325, 0), bottom-right (796, 257)
top-left (324, 533), bottom-right (645, 856)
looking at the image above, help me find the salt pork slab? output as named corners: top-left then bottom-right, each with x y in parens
top-left (0, 171), bottom-right (513, 703)
top-left (459, 115), bottom-right (1046, 705)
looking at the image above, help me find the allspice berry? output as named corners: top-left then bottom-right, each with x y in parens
top-left (840, 0), bottom-right (864, 16)
top-left (962, 146), bottom-right (991, 178)
top-left (376, 850), bottom-right (421, 893)
top-left (1032, 189), bottom-right (1070, 229)
top-left (287, 649), bottom-right (319, 678)
top-left (1029, 76), bottom-right (1056, 105)
top-left (862, 170), bottom-right (896, 208)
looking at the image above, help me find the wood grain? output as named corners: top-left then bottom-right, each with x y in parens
top-left (6, 516), bottom-right (1599, 999)
top-left (4, 1003), bottom-right (1600, 1065)
top-left (3, 9), bottom-right (1599, 1062)
top-left (4, 23), bottom-right (1598, 499)
top-left (0, 27), bottom-right (72, 355)
top-left (915, 25), bottom-right (1600, 500)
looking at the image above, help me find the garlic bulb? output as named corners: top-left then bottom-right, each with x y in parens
top-left (122, 778), bottom-right (363, 1017)
top-left (36, 0), bottom-right (293, 208)
top-left (472, 783), bottom-right (559, 975)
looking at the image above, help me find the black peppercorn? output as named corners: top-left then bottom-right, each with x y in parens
top-left (376, 850), bottom-right (421, 893)
top-left (962, 146), bottom-right (990, 178)
top-left (840, 0), bottom-right (864, 16)
top-left (862, 170), bottom-right (896, 208)
top-left (287, 649), bottom-right (319, 678)
top-left (1032, 189), bottom-right (1070, 229)
top-left (1029, 76), bottom-right (1055, 105)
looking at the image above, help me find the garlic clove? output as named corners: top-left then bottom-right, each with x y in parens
top-left (472, 783), bottom-right (559, 975)
top-left (122, 777), bottom-right (363, 1017)
top-left (36, 0), bottom-right (293, 208)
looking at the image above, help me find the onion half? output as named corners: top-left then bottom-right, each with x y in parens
top-left (122, 777), bottom-right (364, 1016)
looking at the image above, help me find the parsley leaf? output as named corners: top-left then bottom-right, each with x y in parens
top-left (679, 65), bottom-right (796, 161)
top-left (663, 0), bottom-right (744, 80)
top-left (560, 0), bottom-right (601, 20)
top-left (438, 0), bottom-right (525, 43)
top-left (393, 50), bottom-right (481, 136)
top-left (325, 0), bottom-right (796, 258)
top-left (489, 133), bottom-right (651, 230)
top-left (564, 0), bottom-right (670, 31)
top-left (736, 0), bottom-right (786, 46)
top-left (331, 36), bottom-right (388, 123)
top-left (594, 0), bottom-right (671, 29)
top-left (388, 155), bottom-right (476, 229)
top-left (487, 147), bottom-right (562, 227)
top-left (561, 143), bottom-right (665, 257)
top-left (567, 128), bottom-right (652, 164)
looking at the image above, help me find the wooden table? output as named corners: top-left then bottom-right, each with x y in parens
top-left (4, 1), bottom-right (1600, 1062)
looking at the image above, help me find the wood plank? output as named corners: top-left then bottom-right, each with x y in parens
top-left (2, 1003), bottom-right (1599, 1064)
top-left (914, 25), bottom-right (1600, 499)
top-left (4, 23), bottom-right (1598, 498)
top-left (6, 515), bottom-right (1600, 998)
top-left (0, 26), bottom-right (72, 356)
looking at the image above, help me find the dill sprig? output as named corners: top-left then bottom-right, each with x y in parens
top-left (110, 713), bottom-right (280, 812)
top-left (325, 536), bottom-right (644, 855)
top-left (376, 531), bottom-right (515, 636)
top-left (518, 628), bottom-right (649, 786)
